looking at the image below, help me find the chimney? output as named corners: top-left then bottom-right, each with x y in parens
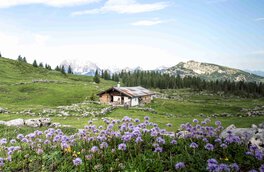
top-left (117, 82), bottom-right (120, 88)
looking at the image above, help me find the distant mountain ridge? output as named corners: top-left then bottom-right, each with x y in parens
top-left (60, 59), bottom-right (100, 76)
top-left (59, 58), bottom-right (263, 82)
top-left (165, 60), bottom-right (264, 82)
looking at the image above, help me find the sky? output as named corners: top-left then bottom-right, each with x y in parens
top-left (0, 0), bottom-right (264, 70)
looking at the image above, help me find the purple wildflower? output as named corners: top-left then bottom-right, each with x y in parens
top-left (85, 154), bottom-right (93, 160)
top-left (165, 123), bottom-right (172, 127)
top-left (144, 116), bottom-right (150, 121)
top-left (134, 118), bottom-right (140, 123)
top-left (259, 164), bottom-right (264, 172)
top-left (37, 148), bottom-right (43, 155)
top-left (171, 140), bottom-right (177, 144)
top-left (205, 143), bottom-right (214, 151)
top-left (255, 150), bottom-right (263, 160)
top-left (190, 142), bottom-right (199, 149)
top-left (135, 137), bottom-right (143, 143)
top-left (10, 139), bottom-right (16, 144)
top-left (73, 157), bottom-right (82, 166)
top-left (156, 137), bottom-right (165, 144)
top-left (230, 163), bottom-right (239, 172)
top-left (90, 146), bottom-right (99, 153)
top-left (207, 158), bottom-right (218, 164)
top-left (193, 119), bottom-right (199, 123)
top-left (207, 158), bottom-right (218, 172)
top-left (0, 157), bottom-right (4, 167)
top-left (220, 143), bottom-right (228, 149)
top-left (100, 142), bottom-right (108, 149)
top-left (0, 138), bottom-right (7, 145)
top-left (203, 138), bottom-right (209, 143)
top-left (21, 138), bottom-right (29, 143)
top-left (154, 147), bottom-right (163, 153)
top-left (218, 163), bottom-right (230, 172)
top-left (17, 134), bottom-right (24, 140)
top-left (215, 121), bottom-right (221, 126)
top-left (175, 162), bottom-right (185, 170)
top-left (118, 143), bottom-right (126, 151)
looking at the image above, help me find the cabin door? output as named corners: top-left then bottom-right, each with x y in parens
top-left (121, 96), bottom-right (124, 104)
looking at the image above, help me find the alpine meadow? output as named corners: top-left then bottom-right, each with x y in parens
top-left (1, 0), bottom-right (264, 171)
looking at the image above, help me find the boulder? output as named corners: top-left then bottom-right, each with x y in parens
top-left (39, 118), bottom-right (51, 127)
top-left (220, 124), bottom-right (256, 143)
top-left (249, 128), bottom-right (264, 150)
top-left (0, 107), bottom-right (8, 113)
top-left (5, 119), bottom-right (24, 127)
top-left (0, 121), bottom-right (6, 125)
top-left (50, 123), bottom-right (61, 128)
top-left (25, 119), bottom-right (41, 127)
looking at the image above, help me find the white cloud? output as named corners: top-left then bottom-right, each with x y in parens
top-left (131, 19), bottom-right (165, 26)
top-left (34, 34), bottom-right (50, 45)
top-left (72, 0), bottom-right (169, 15)
top-left (255, 18), bottom-right (264, 21)
top-left (0, 0), bottom-right (100, 8)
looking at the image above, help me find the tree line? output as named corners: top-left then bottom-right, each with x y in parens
top-left (118, 70), bottom-right (264, 98)
top-left (15, 55), bottom-right (73, 75)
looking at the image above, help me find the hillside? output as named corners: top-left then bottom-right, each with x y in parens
top-left (0, 57), bottom-right (115, 110)
top-left (165, 60), bottom-right (264, 82)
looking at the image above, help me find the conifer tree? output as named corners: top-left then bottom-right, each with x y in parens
top-left (39, 62), bottom-right (44, 68)
top-left (32, 60), bottom-right (38, 67)
top-left (17, 55), bottom-right (23, 62)
top-left (61, 65), bottom-right (66, 74)
top-left (68, 65), bottom-right (73, 74)
top-left (93, 69), bottom-right (100, 83)
top-left (0, 52), bottom-right (2, 57)
top-left (55, 65), bottom-right (60, 71)
top-left (23, 57), bottom-right (27, 63)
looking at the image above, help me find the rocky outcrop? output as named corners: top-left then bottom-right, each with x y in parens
top-left (220, 124), bottom-right (264, 150)
top-left (0, 118), bottom-right (68, 128)
top-left (5, 119), bottom-right (25, 127)
top-left (0, 107), bottom-right (8, 113)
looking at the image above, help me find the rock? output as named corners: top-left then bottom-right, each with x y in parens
top-left (25, 119), bottom-right (41, 127)
top-left (249, 128), bottom-right (264, 150)
top-left (0, 107), bottom-right (8, 113)
top-left (251, 124), bottom-right (258, 129)
top-left (5, 119), bottom-right (24, 127)
top-left (39, 118), bottom-right (51, 127)
top-left (50, 123), bottom-right (61, 128)
top-left (259, 122), bottom-right (264, 129)
top-left (0, 121), bottom-right (6, 125)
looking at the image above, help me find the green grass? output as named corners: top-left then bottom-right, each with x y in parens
top-left (0, 57), bottom-right (115, 111)
top-left (1, 57), bottom-right (264, 134)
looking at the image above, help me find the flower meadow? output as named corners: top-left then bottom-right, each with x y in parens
top-left (0, 116), bottom-right (264, 171)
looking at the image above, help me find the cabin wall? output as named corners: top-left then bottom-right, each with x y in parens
top-left (99, 93), bottom-right (110, 104)
top-left (131, 97), bottom-right (139, 106)
top-left (140, 95), bottom-right (152, 104)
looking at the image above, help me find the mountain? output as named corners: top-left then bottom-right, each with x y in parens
top-left (61, 59), bottom-right (100, 76)
top-left (165, 60), bottom-right (264, 82)
top-left (245, 70), bottom-right (264, 77)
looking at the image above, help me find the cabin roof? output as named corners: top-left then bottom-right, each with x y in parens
top-left (97, 86), bottom-right (155, 98)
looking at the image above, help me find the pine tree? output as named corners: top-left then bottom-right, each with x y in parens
top-left (93, 69), bottom-right (100, 83)
top-left (68, 65), bottom-right (73, 74)
top-left (23, 57), bottom-right (27, 63)
top-left (32, 60), bottom-right (38, 67)
top-left (55, 65), bottom-right (60, 71)
top-left (61, 65), bottom-right (66, 74)
top-left (0, 52), bottom-right (2, 57)
top-left (39, 62), bottom-right (44, 68)
top-left (17, 55), bottom-right (23, 62)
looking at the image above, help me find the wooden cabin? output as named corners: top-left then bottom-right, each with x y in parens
top-left (97, 86), bottom-right (155, 107)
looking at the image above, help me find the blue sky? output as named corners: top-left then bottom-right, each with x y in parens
top-left (0, 0), bottom-right (263, 70)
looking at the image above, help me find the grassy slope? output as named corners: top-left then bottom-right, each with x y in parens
top-left (0, 57), bottom-right (264, 132)
top-left (0, 57), bottom-right (115, 111)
